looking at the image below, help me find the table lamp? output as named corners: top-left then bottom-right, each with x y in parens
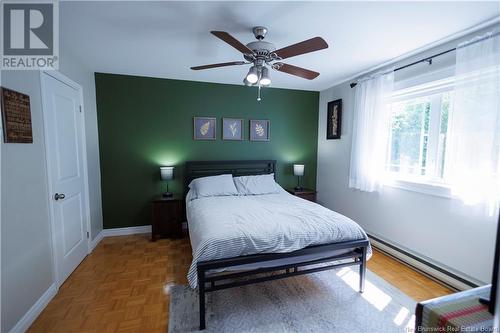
top-left (293, 164), bottom-right (304, 191)
top-left (160, 166), bottom-right (174, 197)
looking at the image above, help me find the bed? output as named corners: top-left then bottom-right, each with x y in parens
top-left (185, 160), bottom-right (371, 330)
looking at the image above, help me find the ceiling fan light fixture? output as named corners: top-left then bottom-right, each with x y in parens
top-left (259, 67), bottom-right (271, 86)
top-left (243, 77), bottom-right (253, 86)
top-left (191, 27), bottom-right (328, 98)
top-left (246, 66), bottom-right (259, 84)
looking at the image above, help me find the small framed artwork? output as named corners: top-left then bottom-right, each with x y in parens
top-left (327, 99), bottom-right (342, 140)
top-left (249, 119), bottom-right (270, 141)
top-left (222, 118), bottom-right (243, 141)
top-left (193, 117), bottom-right (216, 140)
top-left (1, 87), bottom-right (33, 143)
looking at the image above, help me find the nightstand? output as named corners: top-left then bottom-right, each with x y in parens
top-left (286, 188), bottom-right (317, 203)
top-left (151, 195), bottom-right (184, 241)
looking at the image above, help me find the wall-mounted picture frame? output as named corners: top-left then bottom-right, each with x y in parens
top-left (327, 99), bottom-right (342, 140)
top-left (1, 87), bottom-right (33, 143)
top-left (249, 119), bottom-right (270, 141)
top-left (193, 117), bottom-right (216, 140)
top-left (222, 118), bottom-right (243, 141)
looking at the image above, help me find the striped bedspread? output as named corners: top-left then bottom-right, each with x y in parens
top-left (185, 188), bottom-right (371, 288)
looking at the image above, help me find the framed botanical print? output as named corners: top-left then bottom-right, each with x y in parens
top-left (327, 99), bottom-right (342, 140)
top-left (193, 117), bottom-right (216, 140)
top-left (249, 119), bottom-right (270, 141)
top-left (222, 118), bottom-right (243, 141)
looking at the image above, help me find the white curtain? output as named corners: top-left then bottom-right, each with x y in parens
top-left (446, 29), bottom-right (500, 216)
top-left (349, 70), bottom-right (394, 192)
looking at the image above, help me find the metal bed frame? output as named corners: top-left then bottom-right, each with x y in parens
top-left (185, 160), bottom-right (370, 330)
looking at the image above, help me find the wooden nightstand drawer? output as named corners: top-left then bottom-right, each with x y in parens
top-left (151, 195), bottom-right (184, 241)
top-left (286, 188), bottom-right (317, 203)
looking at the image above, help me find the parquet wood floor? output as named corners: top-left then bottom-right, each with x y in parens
top-left (28, 234), bottom-right (452, 333)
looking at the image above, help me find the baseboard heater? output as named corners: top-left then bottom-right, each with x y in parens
top-left (368, 234), bottom-right (479, 291)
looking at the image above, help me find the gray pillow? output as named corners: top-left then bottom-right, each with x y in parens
top-left (188, 174), bottom-right (238, 198)
top-left (233, 174), bottom-right (281, 195)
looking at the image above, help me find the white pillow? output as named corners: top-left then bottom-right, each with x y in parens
top-left (188, 174), bottom-right (238, 198)
top-left (233, 174), bottom-right (281, 195)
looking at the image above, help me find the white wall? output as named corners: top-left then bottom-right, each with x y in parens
top-left (317, 24), bottom-right (500, 285)
top-left (0, 42), bottom-right (102, 333)
top-left (1, 71), bottom-right (55, 333)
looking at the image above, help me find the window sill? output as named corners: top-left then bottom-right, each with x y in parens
top-left (384, 178), bottom-right (451, 198)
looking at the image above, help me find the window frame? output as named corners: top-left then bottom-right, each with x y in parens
top-left (384, 76), bottom-right (455, 196)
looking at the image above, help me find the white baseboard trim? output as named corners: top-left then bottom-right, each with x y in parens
top-left (8, 283), bottom-right (58, 333)
top-left (101, 225), bottom-right (151, 237)
top-left (89, 226), bottom-right (151, 252)
top-left (89, 230), bottom-right (104, 252)
top-left (369, 236), bottom-right (480, 291)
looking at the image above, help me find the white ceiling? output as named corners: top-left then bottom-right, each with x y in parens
top-left (60, 1), bottom-right (500, 91)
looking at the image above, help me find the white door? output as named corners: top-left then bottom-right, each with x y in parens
top-left (41, 72), bottom-right (89, 286)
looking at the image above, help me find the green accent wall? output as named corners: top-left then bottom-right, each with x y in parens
top-left (95, 73), bottom-right (319, 229)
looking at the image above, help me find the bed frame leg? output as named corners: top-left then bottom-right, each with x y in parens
top-left (359, 246), bottom-right (367, 293)
top-left (198, 270), bottom-right (206, 330)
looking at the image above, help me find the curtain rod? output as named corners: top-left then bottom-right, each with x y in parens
top-left (349, 30), bottom-right (500, 89)
top-left (349, 48), bottom-right (454, 88)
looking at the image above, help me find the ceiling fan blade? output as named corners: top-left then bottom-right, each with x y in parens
top-left (273, 37), bottom-right (328, 60)
top-left (272, 63), bottom-right (320, 80)
top-left (211, 31), bottom-right (254, 55)
top-left (191, 61), bottom-right (246, 70)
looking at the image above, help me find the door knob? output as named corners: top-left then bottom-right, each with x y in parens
top-left (54, 193), bottom-right (65, 201)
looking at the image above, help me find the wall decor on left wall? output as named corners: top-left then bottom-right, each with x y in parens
top-left (0, 87), bottom-right (33, 143)
top-left (193, 116), bottom-right (216, 140)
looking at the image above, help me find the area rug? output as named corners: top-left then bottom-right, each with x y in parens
top-left (168, 267), bottom-right (417, 332)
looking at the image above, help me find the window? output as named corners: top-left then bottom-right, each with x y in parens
top-left (386, 79), bottom-right (453, 186)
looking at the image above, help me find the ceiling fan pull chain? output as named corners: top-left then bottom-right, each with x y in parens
top-left (257, 85), bottom-right (262, 102)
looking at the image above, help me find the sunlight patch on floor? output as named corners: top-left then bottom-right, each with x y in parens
top-left (394, 306), bottom-right (410, 326)
top-left (405, 314), bottom-right (416, 331)
top-left (336, 267), bottom-right (392, 311)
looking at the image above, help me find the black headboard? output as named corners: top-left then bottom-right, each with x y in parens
top-left (184, 160), bottom-right (277, 193)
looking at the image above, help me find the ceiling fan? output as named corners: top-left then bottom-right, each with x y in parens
top-left (191, 26), bottom-right (328, 101)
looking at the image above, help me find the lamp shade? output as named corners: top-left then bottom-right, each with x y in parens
top-left (260, 66), bottom-right (271, 86)
top-left (160, 166), bottom-right (174, 181)
top-left (243, 77), bottom-right (253, 86)
top-left (293, 164), bottom-right (305, 176)
top-left (246, 66), bottom-right (259, 84)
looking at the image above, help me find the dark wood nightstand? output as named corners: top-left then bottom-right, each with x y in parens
top-left (151, 195), bottom-right (184, 241)
top-left (286, 188), bottom-right (317, 203)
